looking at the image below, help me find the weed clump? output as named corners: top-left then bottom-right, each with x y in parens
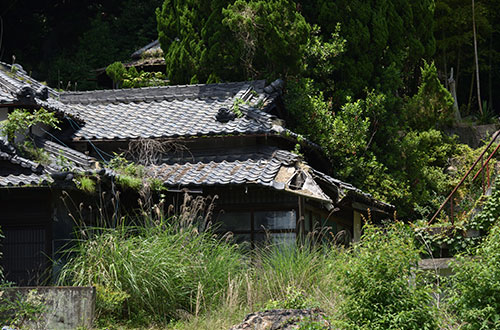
top-left (57, 196), bottom-right (246, 325)
top-left (448, 222), bottom-right (500, 329)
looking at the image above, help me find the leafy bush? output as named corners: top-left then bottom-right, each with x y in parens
top-left (0, 289), bottom-right (46, 329)
top-left (448, 222), bottom-right (500, 329)
top-left (106, 62), bottom-right (167, 88)
top-left (330, 221), bottom-right (437, 329)
top-left (467, 179), bottom-right (500, 235)
top-left (264, 285), bottom-right (314, 310)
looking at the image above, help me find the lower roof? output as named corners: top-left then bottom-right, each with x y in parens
top-left (145, 146), bottom-right (393, 212)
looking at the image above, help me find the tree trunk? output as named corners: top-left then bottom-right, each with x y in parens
top-left (472, 0), bottom-right (483, 115)
top-left (467, 70), bottom-right (474, 115)
top-left (489, 34), bottom-right (493, 111)
top-left (448, 68), bottom-right (461, 122)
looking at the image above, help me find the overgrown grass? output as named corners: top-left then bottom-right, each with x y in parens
top-left (58, 197), bottom-right (500, 329)
top-left (57, 196), bottom-right (246, 326)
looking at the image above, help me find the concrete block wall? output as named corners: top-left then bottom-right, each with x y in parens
top-left (1, 286), bottom-right (95, 330)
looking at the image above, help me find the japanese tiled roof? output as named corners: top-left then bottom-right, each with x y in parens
top-left (126, 39), bottom-right (165, 68)
top-left (147, 146), bottom-right (335, 204)
top-left (0, 62), bottom-right (81, 120)
top-left (0, 138), bottom-right (101, 187)
top-left (148, 147), bottom-right (295, 188)
top-left (0, 139), bottom-right (51, 187)
top-left (0, 62), bottom-right (285, 141)
top-left (59, 79), bottom-right (284, 140)
top-left (95, 40), bottom-right (165, 74)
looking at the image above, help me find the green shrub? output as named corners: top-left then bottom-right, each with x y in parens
top-left (264, 285), bottom-right (313, 310)
top-left (448, 222), bottom-right (500, 329)
top-left (0, 289), bottom-right (46, 328)
top-left (0, 108), bottom-right (59, 143)
top-left (330, 221), bottom-right (437, 329)
top-left (106, 61), bottom-right (126, 87)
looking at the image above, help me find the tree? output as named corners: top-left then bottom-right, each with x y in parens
top-left (222, 0), bottom-right (310, 80)
top-left (434, 0), bottom-right (493, 116)
top-left (157, 0), bottom-right (311, 84)
top-left (299, 0), bottom-right (436, 102)
top-left (156, 0), bottom-right (236, 84)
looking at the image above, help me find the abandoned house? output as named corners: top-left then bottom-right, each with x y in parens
top-left (0, 61), bottom-right (394, 285)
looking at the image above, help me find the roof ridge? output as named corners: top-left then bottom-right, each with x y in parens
top-left (60, 80), bottom-right (267, 105)
top-left (0, 62), bottom-right (60, 99)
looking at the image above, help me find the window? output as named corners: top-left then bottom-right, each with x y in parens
top-left (217, 212), bottom-right (251, 231)
top-left (254, 211), bottom-right (295, 230)
top-left (216, 210), bottom-right (297, 246)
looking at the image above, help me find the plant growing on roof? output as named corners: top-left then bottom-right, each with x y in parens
top-left (106, 62), bottom-right (168, 89)
top-left (0, 108), bottom-right (59, 164)
top-left (231, 97), bottom-right (247, 117)
top-left (0, 108), bottom-right (59, 144)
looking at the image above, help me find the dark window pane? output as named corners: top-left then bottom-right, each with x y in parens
top-left (254, 210), bottom-right (296, 230)
top-left (253, 232), bottom-right (296, 247)
top-left (216, 212), bottom-right (251, 231)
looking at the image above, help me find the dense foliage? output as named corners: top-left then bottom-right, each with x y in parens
top-left (331, 222), bottom-right (437, 330)
top-left (59, 206), bottom-right (458, 329)
top-left (449, 221), bottom-right (500, 329)
top-left (154, 0), bottom-right (497, 219)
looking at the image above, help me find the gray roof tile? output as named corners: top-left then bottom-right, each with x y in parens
top-left (0, 138), bottom-right (99, 187)
top-left (0, 173), bottom-right (51, 187)
top-left (147, 147), bottom-right (294, 188)
top-left (59, 80), bottom-right (278, 140)
top-left (0, 142), bottom-right (52, 187)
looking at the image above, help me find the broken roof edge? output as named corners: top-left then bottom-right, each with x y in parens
top-left (311, 169), bottom-right (395, 215)
top-left (0, 62), bottom-right (60, 99)
top-left (161, 180), bottom-right (333, 205)
top-left (0, 136), bottom-right (114, 188)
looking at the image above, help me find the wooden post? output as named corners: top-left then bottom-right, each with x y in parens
top-left (353, 210), bottom-right (361, 243)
